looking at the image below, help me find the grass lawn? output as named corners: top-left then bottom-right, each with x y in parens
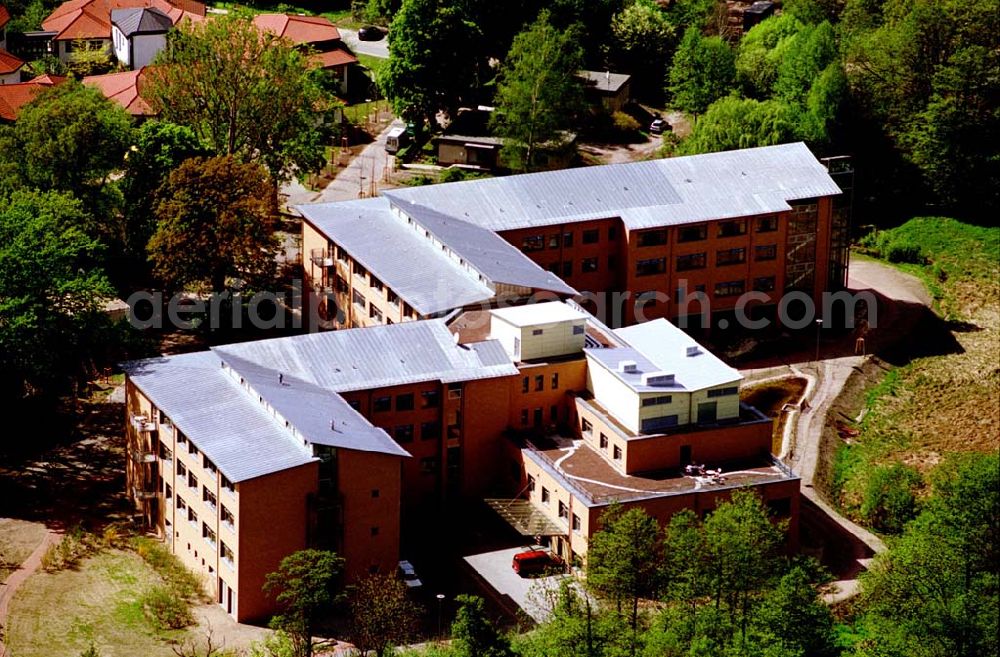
top-left (0, 519), bottom-right (48, 580)
top-left (206, 2), bottom-right (358, 27)
top-left (5, 549), bottom-right (187, 657)
top-left (833, 217), bottom-right (1000, 522)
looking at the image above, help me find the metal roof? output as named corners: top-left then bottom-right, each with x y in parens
top-left (298, 198), bottom-right (495, 316)
top-left (382, 196), bottom-right (577, 295)
top-left (578, 70), bottom-right (631, 94)
top-left (111, 7), bottom-right (171, 35)
top-left (385, 142), bottom-right (841, 232)
top-left (212, 320), bottom-right (518, 393)
top-left (490, 300), bottom-right (589, 327)
top-left (123, 351), bottom-right (316, 483)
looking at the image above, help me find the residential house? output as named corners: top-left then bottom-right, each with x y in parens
top-left (83, 66), bottom-right (154, 118)
top-left (301, 143), bottom-right (849, 329)
top-left (0, 73), bottom-right (64, 121)
top-left (252, 14), bottom-right (356, 96)
top-left (41, 0), bottom-right (204, 63)
top-left (577, 70), bottom-right (631, 113)
top-left (110, 6), bottom-right (170, 69)
top-left (0, 5), bottom-right (25, 84)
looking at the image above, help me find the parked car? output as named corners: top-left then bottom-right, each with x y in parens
top-left (358, 25), bottom-right (385, 41)
top-left (512, 549), bottom-right (563, 577)
top-left (649, 118), bottom-right (668, 135)
top-left (397, 560), bottom-right (422, 588)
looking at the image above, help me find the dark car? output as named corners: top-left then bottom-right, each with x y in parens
top-left (649, 118), bottom-right (668, 135)
top-left (358, 25), bottom-right (385, 41)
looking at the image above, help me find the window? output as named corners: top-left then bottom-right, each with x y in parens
top-left (541, 487), bottom-right (550, 504)
top-left (203, 456), bottom-right (217, 479)
top-left (421, 390), bottom-right (440, 408)
top-left (522, 376), bottom-right (530, 393)
top-left (165, 483), bottom-right (172, 500)
top-left (159, 443), bottom-right (172, 461)
top-left (550, 405), bottom-right (559, 422)
top-left (221, 542), bottom-right (234, 566)
top-left (387, 289), bottom-right (398, 304)
top-left (202, 523), bottom-right (216, 548)
top-left (419, 457), bottom-right (438, 474)
top-left (608, 255), bottom-right (618, 270)
top-left (188, 471), bottom-right (198, 490)
top-left (641, 395), bottom-right (673, 406)
top-left (707, 386), bottom-right (739, 398)
top-left (717, 248), bottom-right (746, 266)
top-left (714, 280), bottom-right (746, 297)
top-left (368, 303), bottom-right (383, 322)
top-left (562, 261), bottom-right (573, 277)
top-left (221, 505), bottom-right (234, 528)
top-left (599, 433), bottom-right (608, 449)
top-left (582, 419), bottom-right (593, 434)
top-left (420, 421), bottom-right (441, 441)
top-left (396, 393), bottom-right (414, 411)
top-left (637, 230), bottom-right (667, 247)
top-left (534, 375), bottom-right (543, 392)
top-left (188, 507), bottom-right (198, 525)
top-left (177, 433), bottom-right (188, 447)
top-left (563, 232), bottom-right (574, 247)
top-left (353, 262), bottom-right (368, 277)
top-left (352, 289), bottom-right (366, 308)
top-left (613, 445), bottom-right (622, 460)
top-left (221, 475), bottom-right (235, 496)
top-left (348, 399), bottom-right (361, 411)
top-left (753, 276), bottom-right (776, 292)
top-left (582, 229), bottom-right (599, 244)
top-left (636, 257), bottom-right (667, 276)
top-left (551, 373), bottom-right (559, 389)
top-left (572, 514), bottom-right (581, 532)
top-left (176, 496), bottom-right (187, 511)
top-left (573, 324), bottom-right (585, 335)
top-left (608, 226), bottom-right (618, 240)
top-left (336, 274), bottom-right (349, 293)
top-left (582, 257), bottom-right (598, 273)
top-left (337, 247), bottom-right (349, 263)
top-left (522, 235), bottom-right (545, 252)
top-left (676, 252), bottom-right (706, 271)
top-left (718, 220), bottom-right (747, 237)
top-left (188, 441), bottom-right (199, 456)
top-left (371, 526), bottom-right (380, 537)
top-left (371, 489), bottom-right (380, 498)
top-left (532, 328), bottom-right (544, 336)
top-left (370, 275), bottom-right (384, 292)
top-left (755, 244), bottom-right (777, 261)
top-left (373, 396), bottom-right (391, 412)
top-left (202, 487), bottom-right (216, 509)
top-left (394, 425), bottom-right (414, 443)
top-left (528, 475), bottom-right (536, 491)
top-left (678, 225), bottom-right (707, 242)
top-left (756, 216), bottom-right (778, 232)
top-left (558, 501), bottom-right (568, 520)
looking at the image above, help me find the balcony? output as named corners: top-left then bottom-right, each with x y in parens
top-left (310, 248), bottom-right (335, 268)
top-left (132, 485), bottom-right (158, 500)
top-left (131, 415), bottom-right (155, 433)
top-left (131, 451), bottom-right (156, 464)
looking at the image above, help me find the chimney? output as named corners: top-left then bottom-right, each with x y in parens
top-left (686, 346), bottom-right (701, 357)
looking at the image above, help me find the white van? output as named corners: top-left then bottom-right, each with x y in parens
top-left (385, 126), bottom-right (409, 154)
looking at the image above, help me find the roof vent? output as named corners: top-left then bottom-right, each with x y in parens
top-left (641, 371), bottom-right (675, 386)
top-left (686, 346), bottom-right (701, 357)
top-left (618, 360), bottom-right (638, 373)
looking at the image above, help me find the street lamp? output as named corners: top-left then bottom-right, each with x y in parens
top-left (436, 593), bottom-right (446, 637)
top-left (814, 318), bottom-right (823, 364)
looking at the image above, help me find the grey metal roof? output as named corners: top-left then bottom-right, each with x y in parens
top-left (111, 7), bottom-right (172, 36)
top-left (385, 142), bottom-right (841, 232)
top-left (578, 70), bottom-right (631, 94)
top-left (298, 198), bottom-right (495, 316)
top-left (122, 351), bottom-right (316, 483)
top-left (212, 319), bottom-right (518, 393)
top-left (381, 196), bottom-right (577, 296)
top-left (217, 351), bottom-right (410, 458)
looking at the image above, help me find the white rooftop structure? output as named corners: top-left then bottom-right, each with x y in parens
top-left (489, 301), bottom-right (590, 327)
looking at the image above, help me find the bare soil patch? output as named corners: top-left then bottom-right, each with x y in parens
top-left (0, 519), bottom-right (48, 581)
top-left (741, 377), bottom-right (809, 453)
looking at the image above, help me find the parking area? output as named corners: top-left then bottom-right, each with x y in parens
top-left (463, 547), bottom-right (571, 622)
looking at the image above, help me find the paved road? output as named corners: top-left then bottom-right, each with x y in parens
top-left (849, 256), bottom-right (932, 306)
top-left (339, 28), bottom-right (389, 59)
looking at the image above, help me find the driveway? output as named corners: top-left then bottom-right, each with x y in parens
top-left (339, 29), bottom-right (389, 59)
top-left (463, 547), bottom-right (572, 623)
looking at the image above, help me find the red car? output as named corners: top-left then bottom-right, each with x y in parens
top-left (512, 549), bottom-right (563, 577)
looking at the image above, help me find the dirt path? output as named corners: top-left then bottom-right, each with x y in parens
top-left (0, 530), bottom-right (61, 657)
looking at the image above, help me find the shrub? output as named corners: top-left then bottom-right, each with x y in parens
top-left (860, 463), bottom-right (923, 533)
top-left (132, 537), bottom-right (205, 602)
top-left (884, 240), bottom-right (925, 264)
top-left (142, 585), bottom-right (194, 630)
top-left (612, 111), bottom-right (641, 133)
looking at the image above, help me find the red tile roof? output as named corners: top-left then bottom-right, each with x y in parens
top-left (310, 47), bottom-right (357, 69)
top-left (252, 13), bottom-right (340, 45)
top-left (42, 0), bottom-right (204, 41)
top-left (82, 66), bottom-right (153, 116)
top-left (0, 76), bottom-right (66, 121)
top-left (0, 5), bottom-right (11, 30)
top-left (0, 47), bottom-right (24, 75)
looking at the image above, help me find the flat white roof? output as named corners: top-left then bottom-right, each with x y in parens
top-left (490, 301), bottom-right (590, 327)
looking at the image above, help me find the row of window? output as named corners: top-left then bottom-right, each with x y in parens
top-left (522, 372), bottom-right (560, 393)
top-left (520, 405), bottom-right (561, 426)
top-left (637, 217), bottom-right (778, 248)
top-left (529, 476), bottom-right (583, 532)
top-left (596, 432), bottom-right (624, 461)
top-left (668, 276), bottom-right (776, 301)
top-left (385, 421), bottom-right (442, 443)
top-left (706, 386), bottom-right (739, 398)
top-left (371, 390), bottom-right (440, 413)
top-left (640, 245), bottom-right (777, 277)
top-left (522, 226), bottom-right (619, 252)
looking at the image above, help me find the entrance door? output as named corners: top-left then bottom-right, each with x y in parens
top-left (533, 408), bottom-right (543, 428)
top-left (697, 402), bottom-right (717, 424)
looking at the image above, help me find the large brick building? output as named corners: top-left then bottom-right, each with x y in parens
top-left (301, 142), bottom-right (848, 329)
top-left (125, 302), bottom-right (798, 620)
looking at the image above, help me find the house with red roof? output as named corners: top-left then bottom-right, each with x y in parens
top-left (82, 66), bottom-right (153, 117)
top-left (0, 4), bottom-right (26, 84)
top-left (0, 73), bottom-right (65, 121)
top-left (252, 13), bottom-right (356, 96)
top-left (41, 0), bottom-right (204, 63)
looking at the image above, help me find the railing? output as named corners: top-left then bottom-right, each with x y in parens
top-left (310, 248), bottom-right (335, 267)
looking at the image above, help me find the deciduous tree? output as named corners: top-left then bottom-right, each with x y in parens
top-left (667, 28), bottom-right (736, 115)
top-left (347, 572), bottom-right (420, 657)
top-left (263, 549), bottom-right (346, 657)
top-left (606, 0), bottom-right (675, 104)
top-left (451, 594), bottom-right (513, 657)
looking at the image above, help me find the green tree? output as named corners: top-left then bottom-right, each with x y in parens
top-left (451, 594), bottom-right (513, 657)
top-left (660, 509), bottom-right (708, 646)
top-left (746, 566), bottom-right (838, 657)
top-left (667, 28), bottom-right (736, 115)
top-left (347, 572), bottom-right (420, 657)
top-left (489, 11), bottom-right (584, 172)
top-left (263, 549), bottom-right (346, 657)
top-left (66, 38), bottom-right (114, 77)
top-left (147, 14), bottom-right (337, 187)
top-left (605, 0), bottom-right (675, 103)
top-left (147, 156), bottom-right (278, 293)
top-left (736, 14), bottom-right (806, 98)
top-left (678, 96), bottom-right (806, 155)
top-left (0, 190), bottom-right (114, 401)
top-left (514, 580), bottom-right (618, 657)
top-left (859, 462), bottom-right (922, 533)
top-left (774, 21), bottom-right (838, 104)
top-left (585, 505), bottom-right (661, 653)
top-left (378, 0), bottom-right (483, 128)
top-left (120, 121), bottom-right (208, 263)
